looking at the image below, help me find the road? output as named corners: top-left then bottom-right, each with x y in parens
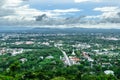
top-left (58, 47), bottom-right (71, 66)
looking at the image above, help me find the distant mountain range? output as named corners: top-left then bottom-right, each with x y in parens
top-left (32, 27), bottom-right (120, 33)
top-left (0, 26), bottom-right (120, 33)
top-left (0, 26), bottom-right (31, 30)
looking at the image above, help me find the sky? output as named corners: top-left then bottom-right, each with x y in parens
top-left (0, 0), bottom-right (120, 28)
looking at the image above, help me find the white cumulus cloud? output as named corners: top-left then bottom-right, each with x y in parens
top-left (74, 0), bottom-right (100, 3)
top-left (94, 6), bottom-right (120, 19)
top-left (85, 6), bottom-right (120, 24)
top-left (94, 7), bottom-right (120, 12)
top-left (50, 8), bottom-right (81, 13)
top-left (0, 0), bottom-right (55, 26)
top-left (74, 0), bottom-right (116, 3)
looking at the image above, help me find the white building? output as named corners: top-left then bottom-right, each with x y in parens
top-left (20, 58), bottom-right (27, 63)
top-left (104, 70), bottom-right (114, 75)
top-left (46, 55), bottom-right (54, 59)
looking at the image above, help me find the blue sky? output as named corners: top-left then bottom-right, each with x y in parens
top-left (0, 0), bottom-right (120, 28)
top-left (29, 0), bottom-right (118, 16)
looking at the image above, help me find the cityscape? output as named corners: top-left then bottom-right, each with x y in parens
top-left (0, 28), bottom-right (120, 79)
